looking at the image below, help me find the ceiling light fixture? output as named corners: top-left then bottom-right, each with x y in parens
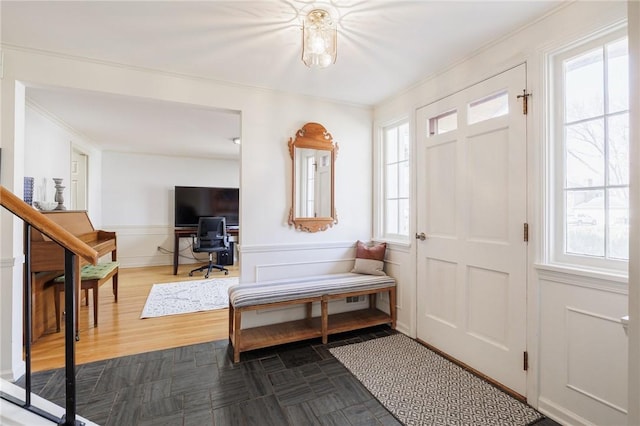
top-left (302, 9), bottom-right (337, 69)
top-left (232, 137), bottom-right (241, 145)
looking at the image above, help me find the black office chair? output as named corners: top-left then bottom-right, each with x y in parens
top-left (189, 216), bottom-right (230, 278)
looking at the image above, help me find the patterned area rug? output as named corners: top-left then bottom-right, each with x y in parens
top-left (329, 334), bottom-right (542, 426)
top-left (140, 277), bottom-right (238, 318)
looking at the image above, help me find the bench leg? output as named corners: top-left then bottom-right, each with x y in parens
top-left (233, 308), bottom-right (242, 363)
top-left (112, 271), bottom-right (118, 302)
top-left (321, 296), bottom-right (328, 344)
top-left (306, 302), bottom-right (313, 319)
top-left (389, 287), bottom-right (397, 329)
top-left (369, 293), bottom-right (377, 310)
top-left (228, 303), bottom-right (233, 342)
top-left (91, 281), bottom-right (99, 327)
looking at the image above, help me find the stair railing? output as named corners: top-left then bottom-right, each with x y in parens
top-left (0, 185), bottom-right (98, 426)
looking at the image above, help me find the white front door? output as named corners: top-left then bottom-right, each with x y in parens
top-left (415, 64), bottom-right (528, 395)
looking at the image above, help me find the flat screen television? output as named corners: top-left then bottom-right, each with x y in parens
top-left (174, 186), bottom-right (239, 228)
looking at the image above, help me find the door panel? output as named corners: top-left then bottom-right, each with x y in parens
top-left (427, 141), bottom-right (457, 236)
top-left (467, 126), bottom-right (509, 241)
top-left (416, 64), bottom-right (528, 395)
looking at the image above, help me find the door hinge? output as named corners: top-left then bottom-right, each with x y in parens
top-left (523, 351), bottom-right (529, 371)
top-left (517, 89), bottom-right (531, 115)
top-left (524, 223), bottom-right (529, 242)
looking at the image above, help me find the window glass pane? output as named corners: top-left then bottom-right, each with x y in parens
top-left (608, 113), bottom-right (629, 185)
top-left (398, 198), bottom-right (410, 236)
top-left (565, 119), bottom-right (604, 188)
top-left (565, 48), bottom-right (604, 123)
top-left (566, 190), bottom-right (605, 257)
top-left (429, 110), bottom-right (457, 135)
top-left (553, 32), bottom-right (628, 270)
top-left (386, 163), bottom-right (398, 199)
top-left (398, 123), bottom-right (410, 161)
top-left (607, 38), bottom-right (629, 114)
top-left (399, 161), bottom-right (409, 198)
top-left (608, 188), bottom-right (629, 260)
top-left (382, 120), bottom-right (410, 239)
top-left (468, 91), bottom-right (509, 124)
top-left (385, 128), bottom-right (398, 163)
top-left (386, 200), bottom-right (399, 235)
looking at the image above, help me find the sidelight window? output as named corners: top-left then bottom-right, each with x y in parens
top-left (378, 120), bottom-right (410, 240)
top-left (549, 28), bottom-right (629, 272)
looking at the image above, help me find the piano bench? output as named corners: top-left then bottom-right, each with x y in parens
top-left (52, 261), bottom-right (119, 332)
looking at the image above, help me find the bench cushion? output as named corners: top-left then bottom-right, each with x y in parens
top-left (53, 261), bottom-right (119, 282)
top-left (228, 272), bottom-right (395, 308)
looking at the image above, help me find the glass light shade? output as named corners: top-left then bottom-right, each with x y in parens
top-left (302, 9), bottom-right (337, 68)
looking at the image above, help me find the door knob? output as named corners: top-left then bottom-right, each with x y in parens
top-left (415, 232), bottom-right (427, 241)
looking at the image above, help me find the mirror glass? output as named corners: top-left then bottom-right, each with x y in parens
top-left (294, 148), bottom-right (332, 218)
top-left (288, 123), bottom-right (337, 232)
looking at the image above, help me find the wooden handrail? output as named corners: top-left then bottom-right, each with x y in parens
top-left (0, 185), bottom-right (98, 265)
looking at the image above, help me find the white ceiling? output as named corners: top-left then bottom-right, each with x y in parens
top-left (27, 88), bottom-right (242, 160)
top-left (1, 0), bottom-right (563, 157)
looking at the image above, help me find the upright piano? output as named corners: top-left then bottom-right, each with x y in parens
top-left (29, 211), bottom-right (117, 341)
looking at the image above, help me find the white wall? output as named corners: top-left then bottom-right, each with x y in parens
top-left (374, 1), bottom-right (630, 425)
top-left (239, 98), bottom-right (373, 282)
top-left (24, 106), bottom-right (71, 203)
top-left (101, 151), bottom-right (239, 267)
top-left (24, 103), bottom-right (102, 225)
top-left (0, 46), bottom-right (374, 378)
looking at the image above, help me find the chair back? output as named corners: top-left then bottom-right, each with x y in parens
top-left (196, 217), bottom-right (228, 251)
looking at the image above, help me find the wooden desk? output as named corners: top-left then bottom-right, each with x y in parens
top-left (173, 227), bottom-right (238, 275)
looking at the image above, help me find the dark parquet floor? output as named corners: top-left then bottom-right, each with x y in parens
top-left (17, 326), bottom-right (561, 426)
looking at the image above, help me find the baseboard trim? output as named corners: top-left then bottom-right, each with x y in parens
top-left (537, 396), bottom-right (593, 426)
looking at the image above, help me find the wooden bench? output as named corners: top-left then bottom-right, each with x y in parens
top-left (228, 273), bottom-right (396, 363)
top-left (52, 261), bottom-right (119, 333)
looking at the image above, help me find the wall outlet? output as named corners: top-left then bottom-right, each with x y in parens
top-left (346, 296), bottom-right (365, 303)
top-left (157, 246), bottom-right (162, 251)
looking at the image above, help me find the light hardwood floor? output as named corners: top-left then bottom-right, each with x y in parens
top-left (30, 264), bottom-right (236, 372)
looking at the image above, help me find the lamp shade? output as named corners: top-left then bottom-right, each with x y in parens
top-left (302, 9), bottom-right (337, 68)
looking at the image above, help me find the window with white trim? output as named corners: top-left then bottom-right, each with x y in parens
top-left (550, 28), bottom-right (629, 272)
top-left (380, 121), bottom-right (410, 240)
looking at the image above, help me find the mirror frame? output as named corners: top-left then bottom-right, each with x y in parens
top-left (288, 122), bottom-right (338, 232)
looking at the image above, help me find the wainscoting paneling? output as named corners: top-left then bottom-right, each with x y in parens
top-left (254, 259), bottom-right (355, 282)
top-left (379, 243), bottom-right (413, 336)
top-left (537, 267), bottom-right (628, 426)
top-left (104, 225), bottom-right (212, 268)
top-left (565, 307), bottom-right (628, 414)
top-left (239, 241), bottom-right (414, 335)
top-left (240, 241), bottom-right (356, 283)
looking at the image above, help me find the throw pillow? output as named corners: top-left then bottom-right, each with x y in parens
top-left (351, 240), bottom-right (387, 276)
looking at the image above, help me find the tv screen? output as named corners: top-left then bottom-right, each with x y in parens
top-left (174, 186), bottom-right (239, 228)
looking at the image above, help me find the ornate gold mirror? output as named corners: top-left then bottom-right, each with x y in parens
top-left (288, 122), bottom-right (338, 232)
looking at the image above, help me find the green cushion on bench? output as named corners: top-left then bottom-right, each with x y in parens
top-left (53, 261), bottom-right (119, 282)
